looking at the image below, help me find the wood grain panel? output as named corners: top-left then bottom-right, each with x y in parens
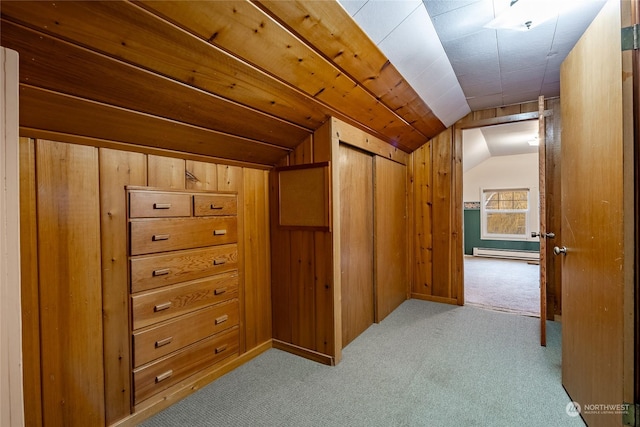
top-left (215, 164), bottom-right (245, 352)
top-left (19, 85), bottom-right (290, 165)
top-left (132, 300), bottom-right (239, 367)
top-left (560, 2), bottom-right (624, 424)
top-left (19, 137), bottom-right (42, 427)
top-left (411, 143), bottom-right (433, 297)
top-left (0, 18), bottom-right (309, 149)
top-left (269, 169), bottom-right (292, 344)
top-left (290, 230), bottom-right (316, 349)
top-left (0, 0), bottom-right (327, 129)
top-left (131, 272), bottom-right (239, 330)
top-left (36, 140), bottom-right (105, 426)
top-left (130, 244), bottom-right (238, 293)
top-left (147, 155), bottom-right (185, 189)
top-left (99, 148), bottom-right (147, 424)
top-left (137, 0), bottom-right (427, 150)
top-left (130, 217), bottom-right (237, 255)
top-left (242, 169), bottom-right (272, 350)
top-left (544, 99), bottom-right (562, 318)
top-left (185, 160), bottom-right (218, 190)
top-left (332, 117), bottom-right (409, 165)
top-left (374, 156), bottom-right (408, 321)
top-left (132, 327), bottom-right (238, 404)
top-left (431, 129), bottom-right (453, 298)
top-left (339, 145), bottom-right (374, 347)
top-left (257, 0), bottom-right (446, 140)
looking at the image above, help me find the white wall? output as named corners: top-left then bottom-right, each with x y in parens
top-left (463, 152), bottom-right (539, 240)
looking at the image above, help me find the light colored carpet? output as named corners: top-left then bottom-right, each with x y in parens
top-left (464, 256), bottom-right (540, 317)
top-left (141, 300), bottom-right (582, 427)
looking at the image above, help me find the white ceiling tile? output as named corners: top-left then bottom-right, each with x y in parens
top-left (541, 81), bottom-right (560, 97)
top-left (427, 0), bottom-right (495, 42)
top-left (379, 6), bottom-right (443, 80)
top-left (349, 0), bottom-right (422, 44)
top-left (338, 0), bottom-right (368, 16)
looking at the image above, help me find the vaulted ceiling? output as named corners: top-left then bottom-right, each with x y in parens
top-left (0, 1), bottom-right (606, 166)
top-left (340, 0), bottom-right (607, 123)
top-left (0, 0), bottom-right (445, 166)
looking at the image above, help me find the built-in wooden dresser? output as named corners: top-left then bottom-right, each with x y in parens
top-left (127, 187), bottom-right (240, 405)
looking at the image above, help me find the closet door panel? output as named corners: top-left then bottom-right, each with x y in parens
top-left (339, 144), bottom-right (374, 347)
top-left (375, 156), bottom-right (408, 322)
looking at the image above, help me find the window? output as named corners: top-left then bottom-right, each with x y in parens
top-left (481, 188), bottom-right (530, 240)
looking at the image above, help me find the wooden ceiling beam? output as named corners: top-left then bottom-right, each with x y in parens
top-left (20, 85), bottom-right (291, 165)
top-left (0, 1), bottom-right (328, 129)
top-left (1, 19), bottom-right (310, 150)
top-left (255, 0), bottom-right (446, 144)
top-left (134, 0), bottom-right (426, 151)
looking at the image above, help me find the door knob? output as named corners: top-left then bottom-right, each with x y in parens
top-left (532, 231), bottom-right (555, 239)
top-left (553, 246), bottom-right (567, 255)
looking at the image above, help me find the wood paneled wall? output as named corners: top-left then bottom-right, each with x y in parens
top-left (271, 117), bottom-right (410, 364)
top-left (20, 137), bottom-right (272, 426)
top-left (409, 99), bottom-right (563, 318)
top-left (270, 129), bottom-right (338, 364)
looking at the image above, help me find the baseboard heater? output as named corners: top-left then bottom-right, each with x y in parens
top-left (472, 247), bottom-right (539, 261)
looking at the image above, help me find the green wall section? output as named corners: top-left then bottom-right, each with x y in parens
top-left (463, 209), bottom-right (539, 255)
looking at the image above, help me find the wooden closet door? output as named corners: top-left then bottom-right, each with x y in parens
top-left (374, 156), bottom-right (408, 322)
top-left (339, 144), bottom-right (374, 347)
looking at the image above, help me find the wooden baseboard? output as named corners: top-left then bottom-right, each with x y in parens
top-left (111, 340), bottom-right (273, 427)
top-left (272, 339), bottom-right (335, 366)
top-left (411, 294), bottom-right (459, 305)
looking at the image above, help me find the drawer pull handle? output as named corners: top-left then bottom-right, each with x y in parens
top-left (213, 229), bottom-right (227, 236)
top-left (154, 302), bottom-right (172, 312)
top-left (214, 287), bottom-right (227, 295)
top-left (152, 234), bottom-right (170, 241)
top-left (152, 268), bottom-right (170, 276)
top-left (155, 337), bottom-right (173, 348)
top-left (215, 344), bottom-right (228, 354)
top-left (155, 370), bottom-right (173, 383)
top-left (153, 203), bottom-right (171, 210)
top-left (210, 204), bottom-right (223, 210)
top-left (213, 259), bottom-right (226, 266)
top-left (215, 314), bottom-right (229, 325)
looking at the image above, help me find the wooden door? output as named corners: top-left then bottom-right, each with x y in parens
top-left (339, 144), bottom-right (374, 347)
top-left (375, 156), bottom-right (408, 321)
top-left (537, 96), bottom-right (547, 346)
top-left (560, 1), bottom-right (626, 425)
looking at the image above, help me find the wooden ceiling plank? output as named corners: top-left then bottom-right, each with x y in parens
top-left (134, 0), bottom-right (426, 149)
top-left (0, 0), bottom-right (327, 130)
top-left (1, 19), bottom-right (310, 149)
top-left (256, 0), bottom-right (445, 142)
top-left (19, 85), bottom-right (290, 165)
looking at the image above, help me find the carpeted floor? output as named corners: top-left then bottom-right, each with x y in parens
top-left (464, 256), bottom-right (540, 317)
top-left (141, 300), bottom-right (582, 427)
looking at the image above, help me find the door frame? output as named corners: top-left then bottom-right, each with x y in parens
top-left (454, 105), bottom-right (559, 319)
top-left (623, 0), bottom-right (639, 415)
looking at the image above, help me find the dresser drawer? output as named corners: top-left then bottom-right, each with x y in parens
top-left (131, 272), bottom-right (238, 329)
top-left (132, 299), bottom-right (239, 367)
top-left (193, 194), bottom-right (237, 216)
top-left (130, 244), bottom-right (238, 293)
top-left (133, 327), bottom-right (239, 404)
top-left (130, 217), bottom-right (237, 255)
top-left (129, 191), bottom-right (191, 218)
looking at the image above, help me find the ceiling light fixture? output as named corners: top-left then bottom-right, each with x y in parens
top-left (485, 0), bottom-right (562, 31)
